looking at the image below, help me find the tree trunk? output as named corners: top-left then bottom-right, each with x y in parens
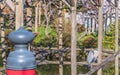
top-left (105, 14), bottom-right (107, 34)
top-left (94, 21), bottom-right (97, 32)
top-left (87, 18), bottom-right (89, 33)
top-left (97, 1), bottom-right (103, 75)
top-left (15, 0), bottom-right (24, 30)
top-left (88, 18), bottom-right (91, 33)
top-left (90, 18), bottom-right (93, 32)
top-left (115, 1), bottom-right (119, 75)
top-left (59, 1), bottom-right (63, 75)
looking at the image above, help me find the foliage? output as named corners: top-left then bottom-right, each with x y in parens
top-left (62, 33), bottom-right (71, 47)
top-left (103, 64), bottom-right (115, 75)
top-left (77, 50), bottom-right (87, 61)
top-left (77, 24), bottom-right (98, 49)
top-left (36, 65), bottom-right (89, 75)
top-left (36, 64), bottom-right (117, 75)
top-left (63, 65), bottom-right (71, 75)
top-left (103, 20), bottom-right (120, 49)
top-left (0, 52), bottom-right (3, 67)
top-left (36, 65), bottom-right (59, 75)
top-left (77, 33), bottom-right (98, 48)
top-left (32, 26), bottom-right (58, 47)
top-left (3, 15), bottom-right (10, 25)
top-left (103, 23), bottom-right (115, 49)
top-left (77, 65), bottom-right (97, 75)
top-left (77, 24), bottom-right (85, 33)
top-left (0, 41), bottom-right (1, 46)
top-left (63, 5), bottom-right (69, 10)
top-left (102, 62), bottom-right (120, 75)
top-left (62, 23), bottom-right (86, 47)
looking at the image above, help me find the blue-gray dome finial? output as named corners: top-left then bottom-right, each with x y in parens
top-left (8, 27), bottom-right (34, 44)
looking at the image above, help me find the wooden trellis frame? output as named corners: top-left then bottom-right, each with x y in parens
top-left (0, 0), bottom-right (120, 75)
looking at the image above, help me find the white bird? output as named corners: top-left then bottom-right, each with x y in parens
top-left (86, 50), bottom-right (99, 68)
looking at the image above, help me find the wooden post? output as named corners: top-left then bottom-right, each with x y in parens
top-left (115, 0), bottom-right (119, 75)
top-left (0, 3), bottom-right (6, 68)
top-left (35, 4), bottom-right (38, 33)
top-left (15, 0), bottom-right (24, 30)
top-left (59, 1), bottom-right (63, 75)
top-left (71, 0), bottom-right (77, 75)
top-left (71, 6), bottom-right (77, 75)
top-left (97, 0), bottom-right (103, 75)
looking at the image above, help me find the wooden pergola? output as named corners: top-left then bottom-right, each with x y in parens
top-left (0, 0), bottom-right (120, 75)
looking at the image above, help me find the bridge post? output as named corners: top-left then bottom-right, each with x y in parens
top-left (6, 27), bottom-right (36, 75)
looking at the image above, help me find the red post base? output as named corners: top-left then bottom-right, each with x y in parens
top-left (6, 69), bottom-right (36, 75)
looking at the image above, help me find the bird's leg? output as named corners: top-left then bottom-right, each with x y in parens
top-left (90, 64), bottom-right (93, 70)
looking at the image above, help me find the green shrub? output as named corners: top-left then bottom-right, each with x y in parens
top-left (77, 34), bottom-right (97, 48)
top-left (32, 26), bottom-right (57, 47)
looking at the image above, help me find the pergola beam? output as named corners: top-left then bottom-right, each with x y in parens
top-left (5, 0), bottom-right (15, 12)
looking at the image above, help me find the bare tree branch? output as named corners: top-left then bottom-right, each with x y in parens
top-left (62, 0), bottom-right (70, 8)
